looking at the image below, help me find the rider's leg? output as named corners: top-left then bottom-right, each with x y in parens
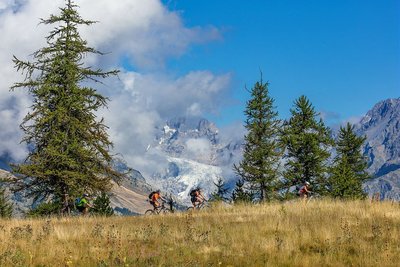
top-left (81, 207), bottom-right (89, 215)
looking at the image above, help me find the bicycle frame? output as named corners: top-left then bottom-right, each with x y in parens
top-left (145, 201), bottom-right (171, 215)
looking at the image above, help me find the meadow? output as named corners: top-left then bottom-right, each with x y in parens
top-left (0, 200), bottom-right (399, 267)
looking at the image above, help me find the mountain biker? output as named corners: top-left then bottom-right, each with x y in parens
top-left (190, 188), bottom-right (206, 208)
top-left (298, 181), bottom-right (312, 199)
top-left (150, 190), bottom-right (165, 209)
top-left (76, 193), bottom-right (92, 215)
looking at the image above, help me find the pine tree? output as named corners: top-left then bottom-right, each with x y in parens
top-left (329, 123), bottom-right (369, 199)
top-left (0, 187), bottom-right (13, 218)
top-left (10, 0), bottom-right (122, 207)
top-left (280, 95), bottom-right (333, 196)
top-left (210, 177), bottom-right (229, 201)
top-left (231, 178), bottom-right (253, 203)
top-left (92, 192), bottom-right (114, 216)
top-left (234, 76), bottom-right (282, 202)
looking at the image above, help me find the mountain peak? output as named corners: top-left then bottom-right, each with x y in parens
top-left (360, 98), bottom-right (400, 127)
top-left (357, 98), bottom-right (400, 200)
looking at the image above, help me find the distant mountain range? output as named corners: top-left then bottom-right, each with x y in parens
top-left (1, 98), bottom-right (399, 216)
top-left (357, 98), bottom-right (400, 200)
top-left (146, 98), bottom-right (400, 202)
top-left (145, 117), bottom-right (242, 203)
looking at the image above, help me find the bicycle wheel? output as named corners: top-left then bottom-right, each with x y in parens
top-left (306, 195), bottom-right (316, 203)
top-left (145, 209), bottom-right (155, 215)
top-left (162, 209), bottom-right (171, 214)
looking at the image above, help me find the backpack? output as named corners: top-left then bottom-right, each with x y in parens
top-left (189, 190), bottom-right (197, 197)
top-left (75, 197), bottom-right (82, 207)
top-left (148, 191), bottom-right (156, 200)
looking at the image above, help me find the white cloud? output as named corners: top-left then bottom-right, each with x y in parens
top-left (319, 110), bottom-right (341, 122)
top-left (113, 70), bottom-right (231, 119)
top-left (98, 70), bottom-right (231, 175)
top-left (185, 138), bottom-right (212, 158)
top-left (77, 0), bottom-right (221, 69)
top-left (0, 0), bottom-right (12, 10)
top-left (0, 0), bottom-right (231, 173)
top-left (344, 116), bottom-right (363, 125)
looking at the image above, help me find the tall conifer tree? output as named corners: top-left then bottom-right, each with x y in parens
top-left (280, 95), bottom-right (333, 196)
top-left (10, 0), bottom-right (122, 206)
top-left (0, 187), bottom-right (13, 218)
top-left (234, 76), bottom-right (281, 202)
top-left (329, 123), bottom-right (369, 199)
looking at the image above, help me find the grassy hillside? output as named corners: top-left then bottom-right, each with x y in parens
top-left (0, 200), bottom-right (399, 266)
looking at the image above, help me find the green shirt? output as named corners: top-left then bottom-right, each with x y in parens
top-left (77, 197), bottom-right (88, 207)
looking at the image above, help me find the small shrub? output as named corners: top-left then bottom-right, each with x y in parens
top-left (92, 192), bottom-right (114, 216)
top-left (28, 201), bottom-right (60, 217)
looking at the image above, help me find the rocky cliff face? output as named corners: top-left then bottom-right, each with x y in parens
top-left (357, 98), bottom-right (400, 200)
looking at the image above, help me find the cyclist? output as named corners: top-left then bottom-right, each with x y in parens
top-left (149, 190), bottom-right (165, 210)
top-left (298, 181), bottom-right (312, 199)
top-left (190, 187), bottom-right (206, 208)
top-left (75, 193), bottom-right (92, 215)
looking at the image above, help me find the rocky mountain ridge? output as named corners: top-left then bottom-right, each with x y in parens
top-left (153, 117), bottom-right (241, 166)
top-left (358, 98), bottom-right (400, 199)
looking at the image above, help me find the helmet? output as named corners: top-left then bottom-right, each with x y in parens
top-left (156, 189), bottom-right (160, 193)
top-left (305, 181), bottom-right (310, 186)
top-left (83, 193), bottom-right (89, 197)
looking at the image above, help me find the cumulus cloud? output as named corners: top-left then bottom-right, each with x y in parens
top-left (185, 138), bottom-right (212, 159)
top-left (0, 0), bottom-right (231, 174)
top-left (97, 70), bottom-right (231, 175)
top-left (113, 70), bottom-right (231, 118)
top-left (78, 0), bottom-right (221, 69)
top-left (0, 0), bottom-right (12, 10)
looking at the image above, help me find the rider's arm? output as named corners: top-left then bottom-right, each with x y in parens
top-left (85, 199), bottom-right (93, 208)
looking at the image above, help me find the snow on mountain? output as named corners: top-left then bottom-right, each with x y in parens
top-left (145, 117), bottom-right (242, 203)
top-left (147, 156), bottom-right (223, 204)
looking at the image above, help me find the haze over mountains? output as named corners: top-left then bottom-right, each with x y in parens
top-left (1, 98), bottom-right (399, 215)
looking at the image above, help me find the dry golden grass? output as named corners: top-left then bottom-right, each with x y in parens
top-left (0, 200), bottom-right (399, 266)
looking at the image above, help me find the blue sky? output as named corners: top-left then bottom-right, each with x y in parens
top-left (0, 0), bottom-right (398, 170)
top-left (162, 0), bottom-right (400, 126)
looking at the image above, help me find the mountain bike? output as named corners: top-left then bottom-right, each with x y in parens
top-left (145, 201), bottom-right (171, 215)
top-left (186, 199), bottom-right (209, 212)
top-left (305, 192), bottom-right (320, 203)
